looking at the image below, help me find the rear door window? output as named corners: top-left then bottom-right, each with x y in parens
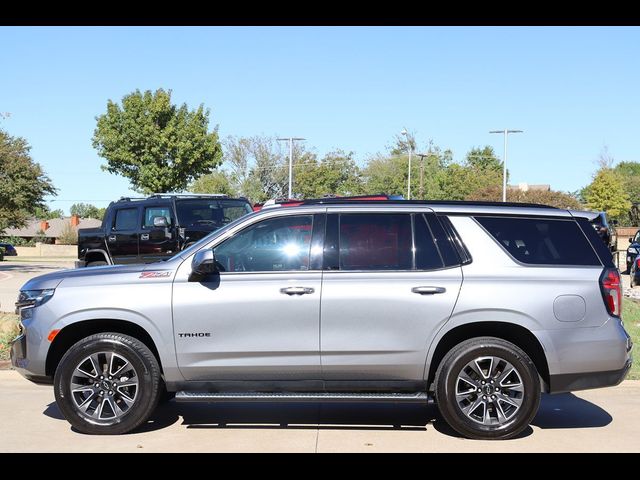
top-left (338, 214), bottom-right (412, 271)
top-left (475, 216), bottom-right (601, 266)
top-left (113, 208), bottom-right (139, 231)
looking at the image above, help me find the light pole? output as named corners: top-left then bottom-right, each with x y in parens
top-left (401, 129), bottom-right (414, 200)
top-left (277, 137), bottom-right (306, 199)
top-left (489, 129), bottom-right (523, 202)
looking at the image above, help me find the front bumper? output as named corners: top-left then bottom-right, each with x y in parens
top-left (10, 333), bottom-right (53, 384)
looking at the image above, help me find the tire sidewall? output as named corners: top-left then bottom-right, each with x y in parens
top-left (436, 339), bottom-right (540, 440)
top-left (54, 335), bottom-right (158, 435)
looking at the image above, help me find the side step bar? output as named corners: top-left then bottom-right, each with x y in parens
top-left (175, 391), bottom-right (429, 404)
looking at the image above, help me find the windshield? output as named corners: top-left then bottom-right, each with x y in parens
top-left (170, 210), bottom-right (260, 261)
top-left (175, 199), bottom-right (253, 228)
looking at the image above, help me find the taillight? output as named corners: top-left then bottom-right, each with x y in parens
top-left (636, 257), bottom-right (640, 268)
top-left (600, 268), bottom-right (622, 317)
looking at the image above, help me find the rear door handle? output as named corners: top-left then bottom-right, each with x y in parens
top-left (280, 286), bottom-right (315, 296)
top-left (412, 286), bottom-right (446, 295)
top-left (108, 235), bottom-right (116, 242)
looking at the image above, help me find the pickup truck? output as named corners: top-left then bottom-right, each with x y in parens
top-left (77, 194), bottom-right (253, 267)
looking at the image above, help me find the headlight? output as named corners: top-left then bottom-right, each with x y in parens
top-left (15, 289), bottom-right (55, 311)
top-left (629, 247), bottom-right (639, 255)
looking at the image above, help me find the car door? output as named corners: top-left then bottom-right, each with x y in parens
top-left (139, 204), bottom-right (179, 263)
top-left (320, 208), bottom-right (463, 384)
top-left (172, 211), bottom-right (325, 382)
top-left (107, 206), bottom-right (141, 264)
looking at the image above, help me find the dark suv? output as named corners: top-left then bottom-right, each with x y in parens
top-left (76, 194), bottom-right (253, 267)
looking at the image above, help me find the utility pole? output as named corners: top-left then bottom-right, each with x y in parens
top-left (416, 152), bottom-right (431, 200)
top-left (401, 128), bottom-right (414, 200)
top-left (489, 129), bottom-right (523, 202)
top-left (277, 137), bottom-right (306, 199)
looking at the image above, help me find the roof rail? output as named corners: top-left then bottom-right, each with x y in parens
top-left (149, 193), bottom-right (230, 198)
top-left (117, 196), bottom-right (148, 202)
top-left (269, 195), bottom-right (558, 209)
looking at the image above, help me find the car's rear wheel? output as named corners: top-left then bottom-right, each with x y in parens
top-left (435, 336), bottom-right (540, 440)
top-left (54, 332), bottom-right (161, 435)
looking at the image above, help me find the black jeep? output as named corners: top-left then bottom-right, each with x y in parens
top-left (76, 194), bottom-right (253, 267)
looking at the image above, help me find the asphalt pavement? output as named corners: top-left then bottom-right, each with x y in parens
top-left (0, 260), bottom-right (74, 312)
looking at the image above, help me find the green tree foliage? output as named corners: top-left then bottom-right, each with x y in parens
top-left (467, 184), bottom-right (583, 209)
top-left (92, 88), bottom-right (223, 194)
top-left (70, 203), bottom-right (106, 219)
top-left (33, 205), bottom-right (64, 220)
top-left (293, 150), bottom-right (363, 198)
top-left (190, 171), bottom-right (236, 196)
top-left (583, 168), bottom-right (631, 220)
top-left (0, 129), bottom-right (57, 233)
top-left (614, 161), bottom-right (640, 207)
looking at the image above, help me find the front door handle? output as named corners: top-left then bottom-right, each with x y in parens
top-left (108, 235), bottom-right (116, 242)
top-left (140, 233), bottom-right (149, 241)
top-left (280, 286), bottom-right (315, 296)
top-left (412, 286), bottom-right (446, 295)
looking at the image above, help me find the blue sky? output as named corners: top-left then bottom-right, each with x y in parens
top-left (1, 26), bottom-right (639, 213)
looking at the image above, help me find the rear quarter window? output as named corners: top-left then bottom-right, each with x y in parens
top-left (475, 216), bottom-right (601, 266)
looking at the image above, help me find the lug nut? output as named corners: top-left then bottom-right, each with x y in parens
top-left (100, 376), bottom-right (104, 379)
top-left (108, 376), bottom-right (112, 380)
top-left (100, 390), bottom-right (104, 395)
top-left (491, 395), bottom-right (496, 399)
top-left (481, 381), bottom-right (486, 385)
top-left (496, 388), bottom-right (500, 392)
top-left (482, 395), bottom-right (487, 400)
top-left (95, 383), bottom-right (99, 388)
top-left (109, 391), bottom-right (113, 395)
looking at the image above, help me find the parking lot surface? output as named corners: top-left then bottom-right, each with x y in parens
top-left (0, 370), bottom-right (638, 452)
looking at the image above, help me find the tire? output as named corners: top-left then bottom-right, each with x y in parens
top-left (54, 332), bottom-right (161, 435)
top-left (86, 261), bottom-right (108, 267)
top-left (434, 336), bottom-right (540, 440)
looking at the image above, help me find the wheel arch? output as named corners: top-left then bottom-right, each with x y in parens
top-left (426, 321), bottom-right (549, 392)
top-left (84, 250), bottom-right (111, 265)
top-left (46, 319), bottom-right (162, 377)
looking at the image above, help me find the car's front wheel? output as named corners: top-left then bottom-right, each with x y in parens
top-left (54, 332), bottom-right (161, 435)
top-left (435, 336), bottom-right (540, 440)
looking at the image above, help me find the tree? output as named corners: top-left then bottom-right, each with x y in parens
top-left (70, 203), bottom-right (106, 219)
top-left (0, 129), bottom-right (57, 233)
top-left (293, 150), bottom-right (363, 198)
top-left (614, 161), bottom-right (640, 207)
top-left (92, 88), bottom-right (223, 194)
top-left (33, 205), bottom-right (64, 220)
top-left (583, 168), bottom-right (631, 220)
top-left (467, 185), bottom-right (583, 209)
top-left (190, 171), bottom-right (236, 196)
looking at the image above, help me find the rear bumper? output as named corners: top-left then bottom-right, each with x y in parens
top-left (549, 359), bottom-right (632, 394)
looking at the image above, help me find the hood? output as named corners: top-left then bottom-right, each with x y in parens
top-left (20, 262), bottom-right (171, 291)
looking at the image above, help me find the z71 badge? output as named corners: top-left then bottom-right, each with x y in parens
top-left (139, 271), bottom-right (172, 279)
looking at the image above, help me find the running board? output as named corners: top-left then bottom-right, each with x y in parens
top-left (175, 391), bottom-right (429, 403)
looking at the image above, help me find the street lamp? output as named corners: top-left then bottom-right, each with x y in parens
top-left (277, 137), bottom-right (306, 199)
top-left (489, 129), bottom-right (523, 202)
top-left (401, 128), bottom-right (414, 200)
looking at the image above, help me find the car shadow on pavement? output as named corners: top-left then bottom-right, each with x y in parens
top-left (42, 392), bottom-right (613, 438)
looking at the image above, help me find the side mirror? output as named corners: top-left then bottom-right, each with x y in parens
top-left (188, 249), bottom-right (218, 282)
top-left (153, 216), bottom-right (169, 228)
top-left (611, 219), bottom-right (619, 226)
top-left (630, 237), bottom-right (635, 243)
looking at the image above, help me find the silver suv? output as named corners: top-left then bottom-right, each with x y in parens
top-left (11, 199), bottom-right (632, 440)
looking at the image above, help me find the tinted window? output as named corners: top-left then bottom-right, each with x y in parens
top-left (144, 206), bottom-right (173, 228)
top-left (113, 208), bottom-right (138, 231)
top-left (476, 216), bottom-right (601, 266)
top-left (176, 199), bottom-right (252, 228)
top-left (414, 215), bottom-right (444, 270)
top-left (214, 215), bottom-right (313, 272)
top-left (426, 215), bottom-right (461, 267)
top-left (339, 214), bottom-right (412, 271)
